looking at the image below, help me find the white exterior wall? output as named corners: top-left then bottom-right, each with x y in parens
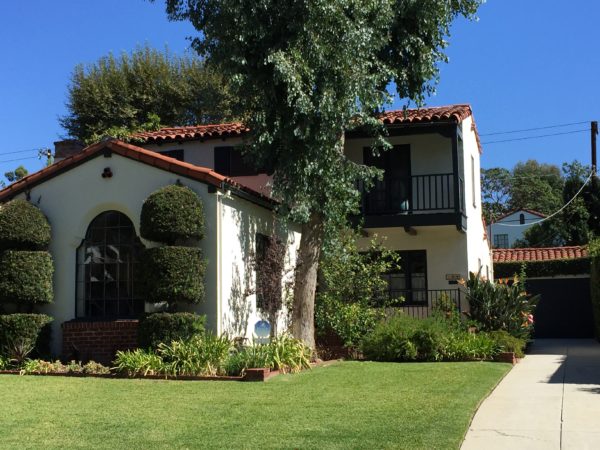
top-left (461, 117), bottom-right (493, 280)
top-left (218, 194), bottom-right (300, 339)
top-left (143, 137), bottom-right (245, 170)
top-left (13, 152), bottom-right (297, 354)
top-left (490, 210), bottom-right (543, 249)
top-left (358, 226), bottom-right (468, 290)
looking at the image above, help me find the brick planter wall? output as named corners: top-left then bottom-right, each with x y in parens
top-left (62, 320), bottom-right (139, 364)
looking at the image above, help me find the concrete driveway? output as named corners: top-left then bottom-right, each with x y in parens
top-left (462, 339), bottom-right (600, 450)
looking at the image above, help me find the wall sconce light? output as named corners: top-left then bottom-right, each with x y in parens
top-left (101, 167), bottom-right (113, 178)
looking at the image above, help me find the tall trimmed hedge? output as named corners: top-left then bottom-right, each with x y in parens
top-left (138, 312), bottom-right (206, 349)
top-left (0, 251), bottom-right (54, 305)
top-left (0, 199), bottom-right (51, 250)
top-left (140, 185), bottom-right (205, 245)
top-left (142, 247), bottom-right (206, 305)
top-left (494, 258), bottom-right (591, 279)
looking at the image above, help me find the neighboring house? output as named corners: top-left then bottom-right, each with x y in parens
top-left (0, 140), bottom-right (300, 360)
top-left (4, 103), bottom-right (491, 359)
top-left (488, 209), bottom-right (546, 248)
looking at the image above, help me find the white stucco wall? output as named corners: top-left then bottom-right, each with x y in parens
top-left (489, 210), bottom-right (543, 248)
top-left (11, 152), bottom-right (297, 354)
top-left (358, 225), bottom-right (469, 291)
top-left (461, 116), bottom-right (493, 280)
top-left (218, 193), bottom-right (300, 340)
top-left (143, 137), bottom-right (244, 170)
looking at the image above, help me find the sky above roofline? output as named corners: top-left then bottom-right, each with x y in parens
top-left (1, 0), bottom-right (598, 178)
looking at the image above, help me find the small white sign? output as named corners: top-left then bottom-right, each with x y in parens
top-left (445, 274), bottom-right (462, 281)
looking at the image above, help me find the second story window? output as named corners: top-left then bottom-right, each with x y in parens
top-left (493, 234), bottom-right (509, 249)
top-left (159, 149), bottom-right (184, 161)
top-left (215, 146), bottom-right (265, 176)
top-left (519, 213), bottom-right (525, 225)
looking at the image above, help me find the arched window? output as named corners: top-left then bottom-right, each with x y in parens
top-left (519, 213), bottom-right (525, 225)
top-left (76, 211), bottom-right (144, 318)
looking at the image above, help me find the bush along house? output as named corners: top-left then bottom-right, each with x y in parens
top-left (0, 103), bottom-right (490, 360)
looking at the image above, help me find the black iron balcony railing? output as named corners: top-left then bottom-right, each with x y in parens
top-left (359, 173), bottom-right (464, 215)
top-left (375, 288), bottom-right (467, 319)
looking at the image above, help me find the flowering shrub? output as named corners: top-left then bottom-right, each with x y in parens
top-left (466, 272), bottom-right (539, 339)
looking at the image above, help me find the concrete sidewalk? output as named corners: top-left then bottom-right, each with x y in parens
top-left (462, 339), bottom-right (600, 450)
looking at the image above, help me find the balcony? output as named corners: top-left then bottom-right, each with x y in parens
top-left (358, 173), bottom-right (466, 230)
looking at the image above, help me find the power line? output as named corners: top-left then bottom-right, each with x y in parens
top-left (0, 147), bottom-right (49, 157)
top-left (0, 156), bottom-right (39, 164)
top-left (493, 170), bottom-right (594, 227)
top-left (482, 129), bottom-right (588, 145)
top-left (480, 121), bottom-right (589, 136)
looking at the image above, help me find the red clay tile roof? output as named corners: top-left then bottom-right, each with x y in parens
top-left (133, 122), bottom-right (249, 144)
top-left (378, 104), bottom-right (473, 125)
top-left (133, 104), bottom-right (480, 148)
top-left (491, 208), bottom-right (547, 224)
top-left (0, 139), bottom-right (273, 205)
top-left (492, 246), bottom-right (589, 263)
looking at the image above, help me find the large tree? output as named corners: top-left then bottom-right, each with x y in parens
top-left (158, 0), bottom-right (481, 346)
top-left (481, 167), bottom-right (511, 223)
top-left (509, 160), bottom-right (564, 214)
top-left (60, 45), bottom-right (233, 143)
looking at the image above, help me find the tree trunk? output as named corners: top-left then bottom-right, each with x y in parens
top-left (291, 211), bottom-right (324, 349)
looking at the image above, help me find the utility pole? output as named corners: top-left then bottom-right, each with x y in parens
top-left (592, 121), bottom-right (598, 175)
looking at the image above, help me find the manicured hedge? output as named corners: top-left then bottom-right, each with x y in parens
top-left (0, 314), bottom-right (52, 362)
top-left (0, 251), bottom-right (54, 305)
top-left (0, 199), bottom-right (51, 250)
top-left (591, 258), bottom-right (600, 339)
top-left (138, 312), bottom-right (206, 349)
top-left (142, 247), bottom-right (205, 305)
top-left (494, 258), bottom-right (591, 279)
top-left (140, 185), bottom-right (205, 245)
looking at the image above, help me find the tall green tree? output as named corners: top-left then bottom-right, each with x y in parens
top-left (481, 167), bottom-right (511, 223)
top-left (4, 166), bottom-right (28, 184)
top-left (158, 0), bottom-right (481, 346)
top-left (60, 45), bottom-right (233, 143)
top-left (509, 160), bottom-right (563, 214)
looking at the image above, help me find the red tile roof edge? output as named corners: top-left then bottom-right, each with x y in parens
top-left (0, 139), bottom-right (275, 206)
top-left (491, 208), bottom-right (548, 224)
top-left (492, 246), bottom-right (589, 263)
top-left (133, 104), bottom-right (482, 152)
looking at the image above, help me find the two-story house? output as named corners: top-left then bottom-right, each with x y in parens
top-left (488, 209), bottom-right (546, 248)
top-left (2, 104), bottom-right (490, 358)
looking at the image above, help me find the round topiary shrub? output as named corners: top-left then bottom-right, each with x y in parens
top-left (0, 199), bottom-right (51, 250)
top-left (142, 247), bottom-right (206, 306)
top-left (0, 313), bottom-right (53, 363)
top-left (0, 251), bottom-right (54, 305)
top-left (140, 185), bottom-right (205, 245)
top-left (138, 312), bottom-right (206, 350)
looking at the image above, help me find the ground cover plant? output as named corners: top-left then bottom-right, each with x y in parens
top-left (0, 361), bottom-right (509, 449)
top-left (113, 334), bottom-right (311, 377)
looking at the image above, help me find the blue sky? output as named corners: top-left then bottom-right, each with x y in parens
top-left (1, 0), bottom-right (598, 177)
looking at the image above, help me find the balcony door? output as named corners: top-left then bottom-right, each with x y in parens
top-left (363, 145), bottom-right (411, 215)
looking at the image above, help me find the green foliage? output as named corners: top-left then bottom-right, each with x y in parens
top-left (4, 166), bottom-right (28, 184)
top-left (0, 251), bottom-right (54, 305)
top-left (114, 334), bottom-right (311, 377)
top-left (0, 314), bottom-right (52, 363)
top-left (112, 348), bottom-right (165, 377)
top-left (509, 160), bottom-right (564, 214)
top-left (361, 314), bottom-right (499, 362)
top-left (0, 199), bottom-right (51, 251)
top-left (158, 334), bottom-right (233, 377)
top-left (18, 359), bottom-right (110, 375)
top-left (486, 330), bottom-right (526, 358)
top-left (481, 167), bottom-right (511, 223)
top-left (137, 312), bottom-right (206, 350)
top-left (494, 258), bottom-right (590, 279)
top-left (590, 243), bottom-right (600, 339)
top-left (466, 273), bottom-right (538, 339)
top-left (316, 230), bottom-right (399, 350)
top-left (315, 299), bottom-right (384, 351)
top-left (142, 247), bottom-right (206, 306)
top-left (140, 185), bottom-right (205, 245)
top-left (60, 45), bottom-right (233, 143)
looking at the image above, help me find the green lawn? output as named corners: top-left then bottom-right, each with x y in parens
top-left (0, 361), bottom-right (509, 449)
